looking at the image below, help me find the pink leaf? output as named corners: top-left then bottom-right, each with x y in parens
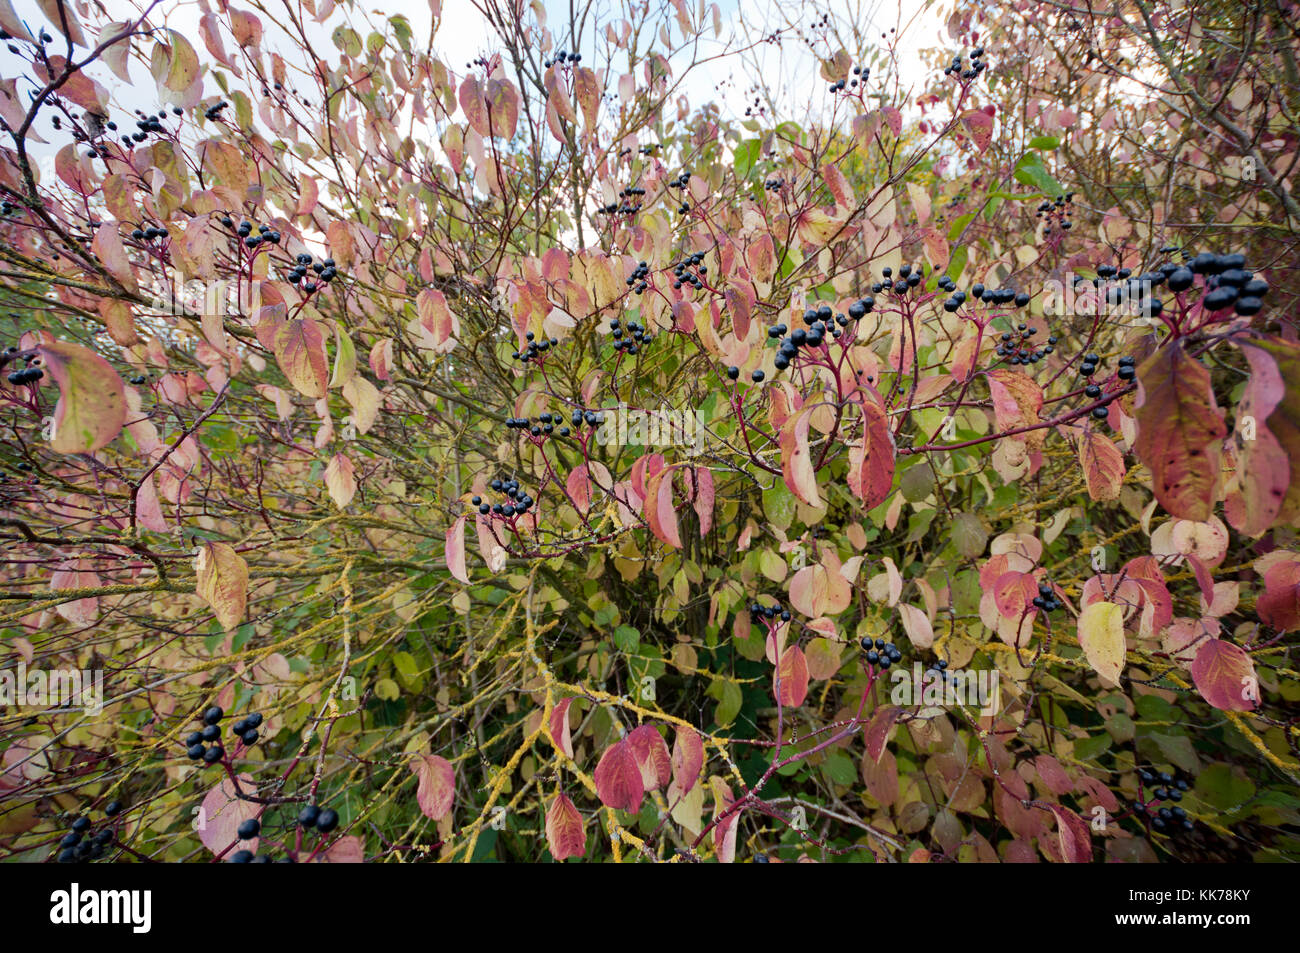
top-left (545, 793), bottom-right (586, 860)
top-left (446, 515), bottom-right (469, 584)
top-left (626, 725), bottom-right (671, 791)
top-left (670, 726), bottom-right (704, 794)
top-left (1190, 639), bottom-right (1259, 711)
top-left (780, 405), bottom-right (821, 507)
top-left (200, 774), bottom-right (260, 856)
top-left (549, 698), bottom-right (574, 757)
top-left (644, 466), bottom-right (682, 549)
top-left (411, 754), bottom-right (456, 820)
top-left (593, 739), bottom-right (645, 812)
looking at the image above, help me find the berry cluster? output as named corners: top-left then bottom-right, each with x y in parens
top-left (512, 330), bottom-right (561, 364)
top-left (231, 711), bottom-right (264, 746)
top-left (1135, 767), bottom-right (1194, 834)
top-left (285, 252), bottom-right (339, 291)
top-left (1038, 194), bottom-right (1075, 235)
top-left (1081, 351), bottom-right (1133, 418)
top-left (828, 63), bottom-right (869, 94)
top-left (5, 348), bottom-right (43, 386)
top-left (184, 705), bottom-right (231, 765)
top-left (1180, 252), bottom-right (1269, 316)
top-left (226, 218), bottom-right (282, 248)
top-left (543, 50), bottom-right (582, 68)
top-left (626, 260), bottom-right (651, 295)
top-left (299, 803), bottom-right (340, 833)
top-left (203, 99), bottom-right (230, 122)
top-left (943, 47), bottom-right (988, 80)
top-left (870, 263), bottom-right (928, 297)
top-left (1032, 578), bottom-right (1062, 613)
top-left (748, 600), bottom-right (792, 625)
top-left (610, 318), bottom-right (650, 354)
top-left (505, 412), bottom-right (568, 438)
top-left (600, 184), bottom-right (646, 216)
top-left (129, 223), bottom-right (169, 243)
top-left (0, 199), bottom-right (16, 216)
top-left (996, 325), bottom-right (1053, 365)
top-left (670, 251), bottom-right (708, 291)
top-left (475, 478), bottom-right (534, 518)
top-left (55, 801), bottom-right (124, 863)
top-left (860, 637), bottom-right (904, 669)
top-left (1072, 266), bottom-right (1163, 318)
top-left (667, 170), bottom-right (692, 214)
top-left (763, 177), bottom-right (784, 192)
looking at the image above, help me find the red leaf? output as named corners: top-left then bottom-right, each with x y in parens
top-left (961, 109), bottom-right (993, 151)
top-left (626, 725), bottom-right (671, 791)
top-left (864, 705), bottom-right (902, 762)
top-left (593, 739), bottom-right (644, 812)
top-left (411, 754), bottom-right (456, 820)
top-left (644, 466), bottom-right (682, 549)
top-left (1133, 343), bottom-right (1227, 520)
top-left (687, 466), bottom-right (714, 536)
top-left (847, 399), bottom-right (894, 509)
top-left (545, 793), bottom-right (586, 860)
top-left (774, 644), bottom-right (809, 707)
top-left (1048, 804), bottom-right (1093, 863)
top-left (1190, 639), bottom-right (1260, 711)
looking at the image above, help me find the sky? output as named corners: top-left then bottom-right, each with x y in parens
top-left (9, 0), bottom-right (949, 123)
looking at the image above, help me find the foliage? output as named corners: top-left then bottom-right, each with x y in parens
top-left (0, 0), bottom-right (1298, 864)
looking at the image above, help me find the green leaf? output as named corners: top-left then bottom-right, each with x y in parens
top-left (1073, 734), bottom-right (1112, 761)
top-left (708, 677), bottom-right (743, 726)
top-left (734, 138), bottom-right (760, 180)
top-left (947, 212), bottom-right (976, 242)
top-left (1194, 764), bottom-right (1256, 812)
top-left (1027, 135), bottom-right (1060, 150)
top-left (1012, 152), bottom-right (1064, 197)
top-left (612, 625), bottom-right (640, 654)
top-left (822, 751), bottom-right (857, 785)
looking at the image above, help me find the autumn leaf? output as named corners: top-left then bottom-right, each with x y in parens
top-left (195, 542), bottom-right (248, 631)
top-left (411, 754), bottom-right (456, 820)
top-left (593, 739), bottom-right (644, 812)
top-left (324, 453), bottom-right (356, 509)
top-left (847, 399), bottom-right (894, 509)
top-left (780, 405), bottom-right (822, 507)
top-left (626, 724), bottom-right (671, 790)
top-left (545, 793), bottom-right (586, 860)
top-left (36, 340), bottom-right (127, 454)
top-left (1133, 343), bottom-right (1226, 520)
top-left (1077, 601), bottom-right (1125, 685)
top-left (1048, 804), bottom-right (1092, 863)
top-left (671, 726), bottom-right (703, 794)
top-left (446, 515), bottom-right (469, 584)
top-left (1190, 639), bottom-right (1259, 711)
top-left (774, 643), bottom-right (809, 707)
top-left (273, 318), bottom-right (329, 399)
top-left (1078, 428), bottom-right (1126, 502)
